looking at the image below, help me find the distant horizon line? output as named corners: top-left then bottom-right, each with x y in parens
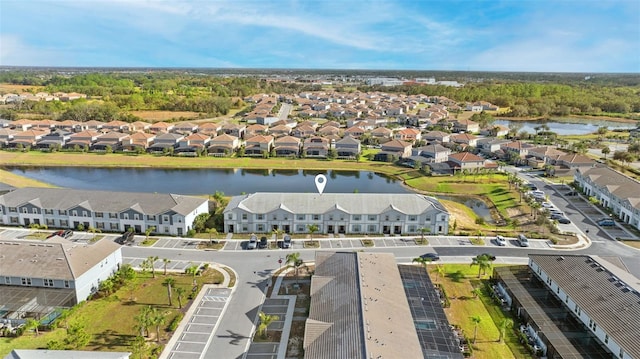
top-left (1, 65), bottom-right (638, 75)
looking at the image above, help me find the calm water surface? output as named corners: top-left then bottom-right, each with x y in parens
top-left (494, 118), bottom-right (634, 135)
top-left (9, 167), bottom-right (410, 196)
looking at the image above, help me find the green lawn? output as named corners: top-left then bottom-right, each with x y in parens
top-left (433, 264), bottom-right (531, 359)
top-left (0, 269), bottom-right (224, 357)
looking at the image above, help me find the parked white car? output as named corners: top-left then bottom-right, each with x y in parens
top-left (496, 235), bottom-right (507, 246)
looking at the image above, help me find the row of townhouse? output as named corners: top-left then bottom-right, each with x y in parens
top-left (0, 187), bottom-right (209, 236)
top-left (574, 166), bottom-right (640, 228)
top-left (223, 192), bottom-right (450, 236)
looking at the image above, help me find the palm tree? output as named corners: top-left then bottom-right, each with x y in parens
top-left (134, 306), bottom-right (153, 337)
top-left (272, 228), bottom-right (284, 248)
top-left (471, 315), bottom-right (482, 344)
top-left (307, 224), bottom-right (319, 240)
top-left (433, 265), bottom-right (445, 283)
top-left (87, 226), bottom-right (101, 240)
top-left (163, 278), bottom-right (176, 307)
top-left (24, 318), bottom-right (39, 336)
top-left (257, 311), bottom-right (279, 339)
top-left (286, 252), bottom-right (303, 284)
top-left (185, 264), bottom-right (199, 286)
top-left (601, 146), bottom-right (610, 159)
top-left (498, 318), bottom-right (514, 343)
top-left (471, 287), bottom-right (482, 298)
top-left (176, 287), bottom-right (186, 309)
top-left (151, 309), bottom-right (166, 342)
top-left (412, 257), bottom-right (432, 274)
top-left (418, 227), bottom-right (430, 244)
top-left (144, 226), bottom-right (156, 241)
top-left (206, 228), bottom-right (218, 244)
top-left (162, 258), bottom-right (171, 275)
top-left (147, 256), bottom-right (159, 278)
top-left (471, 254), bottom-right (493, 278)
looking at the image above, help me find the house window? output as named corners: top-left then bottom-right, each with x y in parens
top-left (256, 214), bottom-right (264, 220)
top-left (123, 213), bottom-right (129, 220)
top-left (21, 278), bottom-right (32, 286)
top-left (10, 217), bottom-right (19, 224)
top-left (368, 224), bottom-right (377, 232)
top-left (396, 215), bottom-right (401, 221)
top-left (384, 215), bottom-right (389, 221)
top-left (95, 212), bottom-right (103, 218)
top-left (46, 219), bottom-right (55, 226)
top-left (557, 286), bottom-right (560, 294)
top-left (163, 215), bottom-right (170, 222)
top-left (605, 335), bottom-right (609, 344)
top-left (565, 294), bottom-right (569, 303)
top-left (22, 208), bottom-right (28, 214)
top-left (60, 220), bottom-right (69, 227)
top-left (134, 214), bottom-right (139, 220)
top-left (272, 215), bottom-right (277, 220)
top-left (353, 215), bottom-right (361, 221)
top-left (408, 215), bottom-right (417, 221)
top-left (72, 210), bottom-right (78, 216)
top-left (8, 207), bottom-right (17, 213)
top-left (109, 213), bottom-right (118, 219)
top-left (44, 209), bottom-right (53, 215)
top-left (59, 210), bottom-right (67, 215)
top-left (64, 280), bottom-right (70, 288)
top-left (257, 224), bottom-right (265, 232)
top-left (408, 225), bottom-right (416, 232)
top-left (147, 215), bottom-right (156, 221)
top-left (164, 226), bottom-right (169, 233)
top-left (368, 215), bottom-right (377, 221)
top-left (96, 222), bottom-right (105, 229)
top-left (4, 277), bottom-right (10, 284)
top-left (44, 279), bottom-right (54, 287)
top-left (82, 211), bottom-right (88, 217)
top-left (352, 225), bottom-right (361, 232)
top-left (110, 223), bottom-right (119, 230)
top-left (242, 225), bottom-right (248, 232)
top-left (328, 215), bottom-right (333, 220)
top-left (242, 214), bottom-right (248, 220)
top-left (313, 215), bottom-right (320, 221)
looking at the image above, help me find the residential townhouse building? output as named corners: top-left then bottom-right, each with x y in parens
top-left (0, 187), bottom-right (209, 236)
top-left (223, 192), bottom-right (449, 236)
top-left (574, 166), bottom-right (639, 227)
top-left (423, 130), bottom-right (451, 143)
top-left (64, 130), bottom-right (101, 150)
top-left (147, 133), bottom-right (184, 153)
top-left (414, 144), bottom-right (451, 163)
top-left (304, 136), bottom-right (331, 158)
top-left (448, 152), bottom-right (486, 171)
top-left (149, 121), bottom-right (175, 134)
top-left (0, 237), bottom-right (122, 316)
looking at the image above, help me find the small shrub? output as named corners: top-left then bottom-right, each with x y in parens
top-left (475, 217), bottom-right (486, 225)
top-left (168, 313), bottom-right (184, 331)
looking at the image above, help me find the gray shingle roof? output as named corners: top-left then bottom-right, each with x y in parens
top-left (530, 254), bottom-right (640, 358)
top-left (227, 192), bottom-right (447, 215)
top-left (0, 187), bottom-right (207, 216)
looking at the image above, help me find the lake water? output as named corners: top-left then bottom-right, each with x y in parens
top-left (8, 167), bottom-right (410, 196)
top-left (494, 118), bottom-right (634, 135)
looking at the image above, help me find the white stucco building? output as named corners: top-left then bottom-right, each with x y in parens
top-left (223, 192), bottom-right (449, 235)
top-left (0, 187), bottom-right (209, 236)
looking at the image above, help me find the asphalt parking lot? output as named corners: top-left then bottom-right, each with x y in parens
top-left (245, 298), bottom-right (289, 359)
top-left (165, 287), bottom-right (232, 359)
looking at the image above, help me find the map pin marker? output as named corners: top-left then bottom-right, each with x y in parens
top-left (315, 174), bottom-right (327, 194)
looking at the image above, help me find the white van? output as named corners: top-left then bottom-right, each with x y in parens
top-left (517, 234), bottom-right (530, 247)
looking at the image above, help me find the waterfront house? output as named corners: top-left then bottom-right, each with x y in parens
top-left (274, 136), bottom-right (302, 157)
top-left (208, 133), bottom-right (239, 156)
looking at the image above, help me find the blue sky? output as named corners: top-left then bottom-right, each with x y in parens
top-left (1, 0), bottom-right (639, 72)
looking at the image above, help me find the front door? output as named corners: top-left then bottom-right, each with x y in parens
top-left (228, 225), bottom-right (234, 233)
top-left (338, 225), bottom-right (346, 234)
top-left (327, 225), bottom-right (334, 233)
top-left (383, 225), bottom-right (390, 234)
top-left (283, 225), bottom-right (290, 233)
top-left (394, 226), bottom-right (401, 234)
top-left (24, 218), bottom-right (30, 226)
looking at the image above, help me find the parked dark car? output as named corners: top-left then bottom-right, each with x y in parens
top-left (117, 231), bottom-right (135, 245)
top-left (597, 219), bottom-right (615, 226)
top-left (420, 252), bottom-right (440, 261)
top-left (259, 236), bottom-right (268, 249)
top-left (556, 217), bottom-right (571, 224)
